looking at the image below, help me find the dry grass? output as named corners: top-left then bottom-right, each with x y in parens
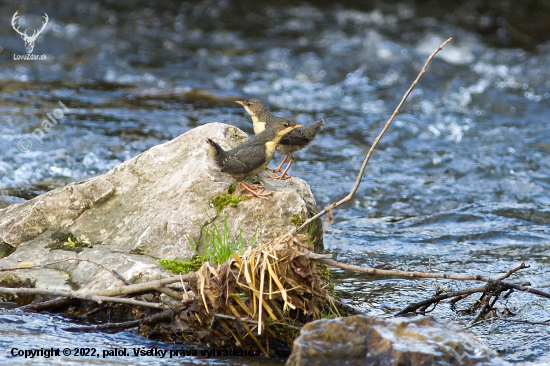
top-left (187, 232), bottom-right (337, 354)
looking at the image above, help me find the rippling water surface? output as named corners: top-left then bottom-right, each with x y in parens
top-left (0, 309), bottom-right (283, 366)
top-left (0, 1), bottom-right (549, 364)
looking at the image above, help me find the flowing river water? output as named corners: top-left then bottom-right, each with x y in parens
top-left (0, 1), bottom-right (549, 365)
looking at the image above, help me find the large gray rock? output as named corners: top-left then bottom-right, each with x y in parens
top-left (0, 123), bottom-right (321, 293)
top-left (287, 315), bottom-right (509, 366)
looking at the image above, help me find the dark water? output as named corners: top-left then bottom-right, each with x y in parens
top-left (0, 309), bottom-right (283, 366)
top-left (1, 1), bottom-right (549, 364)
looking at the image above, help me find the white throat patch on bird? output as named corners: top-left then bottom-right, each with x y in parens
top-left (264, 140), bottom-right (278, 158)
top-left (253, 120), bottom-right (266, 134)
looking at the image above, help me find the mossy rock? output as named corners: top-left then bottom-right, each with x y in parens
top-left (290, 212), bottom-right (323, 253)
top-left (158, 257), bottom-right (206, 274)
top-left (211, 184), bottom-right (248, 211)
top-left (0, 272), bottom-right (36, 305)
top-left (0, 240), bottom-right (16, 259)
top-left (291, 214), bottom-right (305, 227)
top-left (46, 231), bottom-right (92, 253)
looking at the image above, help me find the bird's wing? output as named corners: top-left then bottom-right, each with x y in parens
top-left (221, 144), bottom-right (267, 174)
top-left (280, 129), bottom-right (308, 145)
top-left (281, 119), bottom-right (325, 144)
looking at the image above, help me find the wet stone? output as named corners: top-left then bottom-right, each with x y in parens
top-left (287, 315), bottom-right (509, 366)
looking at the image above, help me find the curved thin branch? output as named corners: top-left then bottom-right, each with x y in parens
top-left (296, 37), bottom-right (453, 233)
top-left (0, 258), bottom-right (131, 285)
top-left (316, 258), bottom-right (493, 281)
top-left (0, 287), bottom-right (165, 309)
top-left (92, 274), bottom-right (192, 297)
top-left (496, 263), bottom-right (530, 280)
top-left (466, 317), bottom-right (550, 329)
top-left (313, 258), bottom-right (550, 301)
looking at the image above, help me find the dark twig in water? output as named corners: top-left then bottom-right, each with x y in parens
top-left (76, 304), bottom-right (111, 320)
top-left (63, 307), bottom-right (178, 332)
top-left (295, 37), bottom-right (453, 233)
top-left (394, 286), bottom-right (488, 317)
top-left (307, 258), bottom-right (550, 314)
top-left (470, 291), bottom-right (501, 326)
top-left (64, 318), bottom-right (144, 332)
top-left (465, 317), bottom-right (550, 329)
top-left (19, 297), bottom-right (77, 311)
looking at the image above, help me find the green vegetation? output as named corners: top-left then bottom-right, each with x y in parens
top-left (318, 262), bottom-right (334, 292)
top-left (187, 215), bottom-right (257, 266)
top-left (306, 220), bottom-right (317, 240)
top-left (46, 231), bottom-right (92, 253)
top-left (210, 183), bottom-right (246, 211)
top-left (290, 213), bottom-right (305, 227)
top-left (211, 194), bottom-right (246, 211)
top-left (320, 300), bottom-right (345, 319)
top-left (291, 213), bottom-right (318, 248)
top-left (291, 213), bottom-right (315, 235)
top-left (158, 257), bottom-right (206, 274)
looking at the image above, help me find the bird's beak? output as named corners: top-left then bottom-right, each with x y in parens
top-left (235, 101), bottom-right (244, 106)
top-left (293, 125), bottom-right (302, 129)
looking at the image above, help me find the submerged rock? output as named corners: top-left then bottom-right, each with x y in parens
top-left (287, 315), bottom-right (509, 366)
top-left (0, 123), bottom-right (322, 293)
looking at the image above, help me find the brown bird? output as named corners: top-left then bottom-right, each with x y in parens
top-left (236, 98), bottom-right (325, 179)
top-left (206, 118), bottom-right (301, 199)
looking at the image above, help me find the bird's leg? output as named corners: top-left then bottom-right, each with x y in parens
top-left (266, 156), bottom-right (287, 173)
top-left (270, 159), bottom-right (294, 180)
top-left (238, 181), bottom-right (272, 200)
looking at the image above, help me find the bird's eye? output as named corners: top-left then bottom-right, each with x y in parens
top-left (283, 123), bottom-right (288, 127)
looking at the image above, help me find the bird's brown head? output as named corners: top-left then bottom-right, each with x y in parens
top-left (236, 98), bottom-right (269, 117)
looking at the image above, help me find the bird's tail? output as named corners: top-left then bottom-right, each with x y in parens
top-left (301, 119), bottom-right (325, 138)
top-left (206, 138), bottom-right (225, 167)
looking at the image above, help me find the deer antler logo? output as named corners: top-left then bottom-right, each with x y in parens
top-left (12, 11), bottom-right (49, 54)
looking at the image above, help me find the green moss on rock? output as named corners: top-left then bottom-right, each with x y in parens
top-left (211, 193), bottom-right (246, 211)
top-left (291, 213), bottom-right (305, 227)
top-left (158, 257), bottom-right (206, 274)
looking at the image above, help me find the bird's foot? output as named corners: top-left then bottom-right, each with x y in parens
top-left (244, 190), bottom-right (273, 199)
top-left (269, 160), bottom-right (294, 180)
top-left (246, 183), bottom-right (265, 190)
top-left (265, 167), bottom-right (282, 173)
top-left (238, 181), bottom-right (272, 200)
top-left (268, 172), bottom-right (292, 180)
